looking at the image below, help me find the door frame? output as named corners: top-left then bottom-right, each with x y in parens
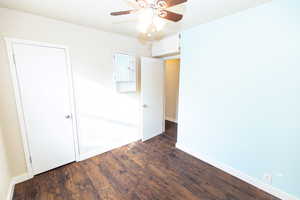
top-left (5, 38), bottom-right (80, 178)
top-left (163, 56), bottom-right (180, 123)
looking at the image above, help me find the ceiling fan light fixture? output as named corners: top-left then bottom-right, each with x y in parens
top-left (137, 12), bottom-right (166, 34)
top-left (137, 8), bottom-right (154, 33)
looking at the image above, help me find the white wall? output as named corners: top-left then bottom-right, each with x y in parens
top-left (0, 125), bottom-right (12, 200)
top-left (178, 0), bottom-right (300, 199)
top-left (0, 7), bottom-right (151, 177)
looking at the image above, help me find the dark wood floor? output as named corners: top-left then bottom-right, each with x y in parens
top-left (165, 120), bottom-right (178, 142)
top-left (13, 124), bottom-right (279, 200)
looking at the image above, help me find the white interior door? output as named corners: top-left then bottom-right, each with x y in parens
top-left (141, 57), bottom-right (164, 141)
top-left (12, 42), bottom-right (76, 175)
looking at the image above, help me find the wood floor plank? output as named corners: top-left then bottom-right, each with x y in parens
top-left (62, 162), bottom-right (101, 200)
top-left (13, 122), bottom-right (280, 200)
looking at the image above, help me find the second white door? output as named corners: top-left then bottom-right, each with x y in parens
top-left (12, 42), bottom-right (76, 175)
top-left (141, 57), bottom-right (164, 141)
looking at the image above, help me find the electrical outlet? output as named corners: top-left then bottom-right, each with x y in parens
top-left (263, 174), bottom-right (273, 184)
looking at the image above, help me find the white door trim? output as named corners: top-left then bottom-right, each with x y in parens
top-left (5, 38), bottom-right (80, 178)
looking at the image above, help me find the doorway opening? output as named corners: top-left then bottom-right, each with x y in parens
top-left (140, 56), bottom-right (180, 143)
top-left (164, 58), bottom-right (180, 143)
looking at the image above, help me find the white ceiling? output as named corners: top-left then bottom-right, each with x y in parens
top-left (0, 0), bottom-right (270, 37)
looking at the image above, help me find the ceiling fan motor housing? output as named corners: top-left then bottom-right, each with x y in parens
top-left (136, 0), bottom-right (168, 9)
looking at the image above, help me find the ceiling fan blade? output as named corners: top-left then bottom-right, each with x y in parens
top-left (110, 10), bottom-right (138, 16)
top-left (159, 10), bottom-right (183, 22)
top-left (157, 0), bottom-right (187, 8)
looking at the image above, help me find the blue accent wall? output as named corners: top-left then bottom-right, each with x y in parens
top-left (178, 0), bottom-right (300, 198)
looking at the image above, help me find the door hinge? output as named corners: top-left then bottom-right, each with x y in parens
top-left (29, 156), bottom-right (32, 164)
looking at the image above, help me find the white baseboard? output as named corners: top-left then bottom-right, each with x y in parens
top-left (177, 143), bottom-right (299, 200)
top-left (6, 173), bottom-right (33, 200)
top-left (6, 181), bottom-right (14, 200)
top-left (165, 117), bottom-right (177, 123)
top-left (11, 173), bottom-right (33, 185)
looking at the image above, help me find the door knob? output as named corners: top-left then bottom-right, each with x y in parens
top-left (142, 104), bottom-right (148, 108)
top-left (65, 115), bottom-right (72, 119)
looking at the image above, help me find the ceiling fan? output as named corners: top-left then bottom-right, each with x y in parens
top-left (110, 0), bottom-right (187, 39)
top-left (111, 0), bottom-right (187, 22)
